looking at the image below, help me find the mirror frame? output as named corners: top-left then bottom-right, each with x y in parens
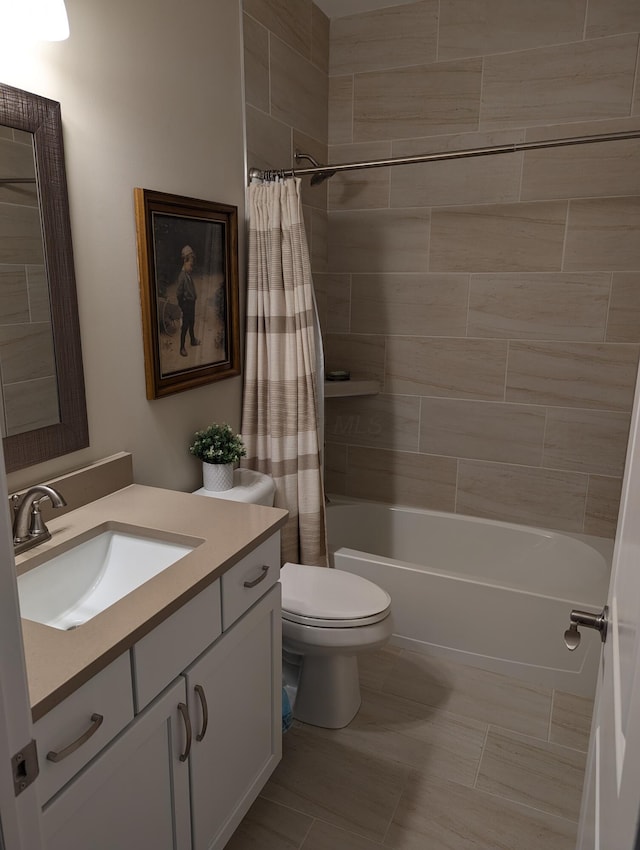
top-left (0, 82), bottom-right (88, 472)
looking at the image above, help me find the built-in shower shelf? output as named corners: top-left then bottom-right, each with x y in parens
top-left (324, 380), bottom-right (380, 398)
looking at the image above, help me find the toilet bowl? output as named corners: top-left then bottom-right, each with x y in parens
top-left (194, 469), bottom-right (393, 729)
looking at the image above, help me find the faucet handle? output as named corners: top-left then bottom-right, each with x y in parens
top-left (28, 500), bottom-right (49, 538)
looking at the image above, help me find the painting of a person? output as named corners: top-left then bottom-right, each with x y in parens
top-left (176, 245), bottom-right (201, 356)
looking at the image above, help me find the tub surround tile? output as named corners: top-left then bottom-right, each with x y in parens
top-left (270, 35), bottom-right (328, 143)
top-left (245, 105), bottom-right (292, 174)
top-left (476, 727), bottom-right (587, 821)
top-left (0, 204), bottom-right (45, 265)
top-left (564, 197), bottom-right (640, 272)
top-left (324, 333), bottom-right (385, 382)
top-left (243, 13), bottom-right (270, 113)
top-left (329, 1), bottom-right (438, 76)
top-left (0, 266), bottom-right (30, 324)
top-left (328, 208), bottom-right (430, 273)
top-left (385, 337), bottom-right (508, 400)
top-left (506, 341), bottom-right (639, 411)
top-left (325, 395), bottom-right (420, 452)
top-left (328, 142), bottom-right (391, 210)
top-left (350, 273), bottom-right (469, 337)
top-left (311, 3), bottom-right (329, 74)
top-left (429, 202), bottom-right (567, 273)
top-left (467, 273), bottom-right (610, 342)
top-left (456, 460), bottom-right (588, 532)
top-left (324, 442), bottom-right (347, 495)
top-left (243, 0), bottom-right (312, 59)
top-left (353, 58), bottom-right (483, 142)
top-left (543, 408), bottom-right (631, 476)
top-left (3, 377), bottom-right (59, 436)
top-left (224, 796), bottom-right (312, 850)
top-left (419, 398), bottom-right (546, 466)
top-left (25, 265), bottom-right (50, 323)
top-left (550, 692), bottom-right (594, 752)
top-left (328, 76), bottom-right (354, 146)
top-left (586, 0), bottom-right (640, 38)
top-left (480, 35), bottom-right (639, 129)
top-left (344, 445), bottom-right (458, 511)
top-left (385, 774), bottom-right (578, 850)
top-left (313, 273), bottom-right (350, 334)
top-left (0, 323), bottom-right (56, 384)
top-left (438, 0), bottom-right (587, 61)
top-left (294, 131), bottom-right (328, 211)
top-left (607, 273), bottom-right (640, 343)
top-left (584, 475), bottom-right (623, 538)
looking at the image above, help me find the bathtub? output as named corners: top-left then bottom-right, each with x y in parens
top-left (327, 500), bottom-right (613, 697)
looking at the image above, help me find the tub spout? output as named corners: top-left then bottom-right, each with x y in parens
top-left (11, 485), bottom-right (67, 555)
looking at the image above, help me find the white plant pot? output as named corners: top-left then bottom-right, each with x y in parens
top-left (202, 462), bottom-right (234, 492)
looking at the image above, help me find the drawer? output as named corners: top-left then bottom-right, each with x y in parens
top-left (220, 534), bottom-right (280, 630)
top-left (132, 579), bottom-right (221, 712)
top-left (34, 652), bottom-right (134, 805)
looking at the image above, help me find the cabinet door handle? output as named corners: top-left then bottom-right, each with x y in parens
top-left (194, 684), bottom-right (208, 742)
top-left (243, 564), bottom-right (269, 588)
top-left (46, 713), bottom-right (104, 763)
top-left (178, 702), bottom-right (192, 762)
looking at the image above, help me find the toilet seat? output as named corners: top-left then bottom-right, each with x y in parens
top-left (280, 562), bottom-right (391, 629)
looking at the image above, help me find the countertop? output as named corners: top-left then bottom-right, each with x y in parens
top-left (15, 484), bottom-right (288, 721)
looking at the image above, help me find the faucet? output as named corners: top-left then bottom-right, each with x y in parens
top-left (11, 485), bottom-right (67, 555)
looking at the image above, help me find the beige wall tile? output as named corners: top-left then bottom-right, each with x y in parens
top-left (564, 197), bottom-right (640, 272)
top-left (430, 202), bottom-right (567, 273)
top-left (309, 207), bottom-right (328, 273)
top-left (457, 460), bottom-right (588, 531)
top-left (325, 394), bottom-right (420, 451)
top-left (26, 266), bottom-right (50, 323)
top-left (584, 475), bottom-right (623, 537)
top-left (3, 377), bottom-right (59, 436)
top-left (480, 35), bottom-right (638, 129)
top-left (324, 441), bottom-right (347, 494)
top-left (544, 408), bottom-right (631, 476)
top-left (607, 273), bottom-right (640, 342)
top-left (345, 445), bottom-right (457, 510)
top-left (586, 0), bottom-right (640, 38)
top-left (353, 59), bottom-right (482, 142)
top-left (328, 76), bottom-right (353, 145)
top-left (270, 35), bottom-right (328, 143)
top-left (506, 341), bottom-right (639, 411)
top-left (245, 104), bottom-right (291, 173)
top-left (351, 273), bottom-right (469, 336)
top-left (294, 131), bottom-right (328, 210)
top-left (311, 2), bottom-right (329, 74)
top-left (0, 137), bottom-right (38, 206)
top-left (468, 273), bottom-right (610, 341)
top-left (439, 0), bottom-right (587, 61)
top-left (243, 0), bottom-right (312, 58)
top-left (476, 727), bottom-right (586, 821)
top-left (324, 333), bottom-right (384, 381)
top-left (419, 398), bottom-right (545, 466)
top-left (0, 266), bottom-right (29, 324)
top-left (330, 1), bottom-right (438, 75)
top-left (524, 115), bottom-right (640, 143)
top-left (0, 204), bottom-right (44, 265)
top-left (385, 337), bottom-right (508, 400)
top-left (328, 142), bottom-right (391, 210)
top-left (314, 273), bottom-right (350, 334)
top-left (0, 323), bottom-right (56, 384)
top-left (243, 13), bottom-right (270, 113)
top-left (550, 692), bottom-right (594, 752)
top-left (522, 138), bottom-right (640, 201)
top-left (328, 208), bottom-right (430, 273)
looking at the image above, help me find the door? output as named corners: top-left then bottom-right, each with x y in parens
top-left (577, 365), bottom-right (640, 849)
top-left (0, 452), bottom-right (44, 850)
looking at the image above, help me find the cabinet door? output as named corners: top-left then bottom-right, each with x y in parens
top-left (41, 678), bottom-right (192, 850)
top-left (186, 583), bottom-right (282, 850)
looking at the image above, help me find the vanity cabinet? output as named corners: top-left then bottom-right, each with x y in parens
top-left (35, 531), bottom-right (282, 850)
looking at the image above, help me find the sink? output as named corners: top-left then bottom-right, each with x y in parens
top-left (17, 526), bottom-right (196, 631)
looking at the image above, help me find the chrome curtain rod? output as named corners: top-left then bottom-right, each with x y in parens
top-left (248, 129), bottom-right (640, 185)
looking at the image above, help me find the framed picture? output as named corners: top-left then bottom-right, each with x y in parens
top-left (134, 188), bottom-right (240, 399)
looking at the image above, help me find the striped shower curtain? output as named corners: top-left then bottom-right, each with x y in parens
top-left (241, 177), bottom-right (327, 566)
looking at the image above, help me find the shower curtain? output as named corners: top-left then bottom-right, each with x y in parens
top-left (241, 177), bottom-right (327, 566)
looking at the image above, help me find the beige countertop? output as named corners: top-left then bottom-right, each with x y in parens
top-left (15, 484), bottom-right (288, 721)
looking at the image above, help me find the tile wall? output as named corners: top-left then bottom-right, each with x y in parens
top-left (322, 0), bottom-right (640, 537)
top-left (0, 126), bottom-right (58, 437)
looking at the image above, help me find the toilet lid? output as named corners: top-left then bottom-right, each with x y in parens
top-left (280, 562), bottom-right (391, 628)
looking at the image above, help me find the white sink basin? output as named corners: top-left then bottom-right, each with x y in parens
top-left (17, 527), bottom-right (196, 631)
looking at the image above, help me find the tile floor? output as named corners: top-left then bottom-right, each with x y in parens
top-left (226, 646), bottom-right (593, 850)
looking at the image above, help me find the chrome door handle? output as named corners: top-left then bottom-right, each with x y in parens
top-left (46, 713), bottom-right (103, 762)
top-left (243, 565), bottom-right (269, 588)
top-left (564, 606), bottom-right (609, 651)
top-left (194, 684), bottom-right (208, 742)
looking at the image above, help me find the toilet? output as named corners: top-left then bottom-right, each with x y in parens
top-left (194, 468), bottom-right (393, 729)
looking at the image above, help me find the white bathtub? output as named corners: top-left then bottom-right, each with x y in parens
top-left (327, 500), bottom-right (613, 697)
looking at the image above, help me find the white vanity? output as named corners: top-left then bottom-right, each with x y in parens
top-left (15, 480), bottom-right (287, 850)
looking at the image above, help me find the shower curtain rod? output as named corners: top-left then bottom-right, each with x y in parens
top-left (248, 129), bottom-right (640, 185)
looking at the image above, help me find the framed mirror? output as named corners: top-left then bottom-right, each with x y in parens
top-left (0, 82), bottom-right (88, 472)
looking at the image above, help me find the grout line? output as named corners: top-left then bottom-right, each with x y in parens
top-left (548, 689), bottom-right (555, 742)
top-left (603, 271), bottom-right (614, 343)
top-left (560, 200), bottom-right (571, 272)
top-left (473, 724), bottom-right (491, 788)
top-left (298, 818), bottom-right (315, 849)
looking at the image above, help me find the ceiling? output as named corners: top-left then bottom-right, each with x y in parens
top-left (314, 0), bottom-right (410, 19)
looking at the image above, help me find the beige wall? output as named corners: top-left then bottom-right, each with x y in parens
top-left (323, 0), bottom-right (640, 537)
top-left (1, 0), bottom-right (246, 494)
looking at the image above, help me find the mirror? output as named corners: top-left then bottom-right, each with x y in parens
top-left (0, 82), bottom-right (88, 472)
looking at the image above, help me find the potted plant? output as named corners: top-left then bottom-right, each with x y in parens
top-left (189, 423), bottom-right (246, 492)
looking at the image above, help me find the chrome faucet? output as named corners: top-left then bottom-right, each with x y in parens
top-left (11, 485), bottom-right (67, 555)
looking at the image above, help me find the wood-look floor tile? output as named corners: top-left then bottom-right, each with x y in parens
top-left (385, 775), bottom-right (578, 849)
top-left (476, 727), bottom-right (587, 821)
top-left (383, 650), bottom-right (552, 739)
top-left (358, 646), bottom-right (401, 693)
top-left (550, 691), bottom-right (594, 752)
top-left (302, 819), bottom-right (387, 850)
top-left (225, 797), bottom-right (312, 850)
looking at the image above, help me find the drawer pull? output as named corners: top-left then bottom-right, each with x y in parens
top-left (243, 565), bottom-right (269, 588)
top-left (194, 684), bottom-right (208, 742)
top-left (46, 713), bottom-right (104, 763)
top-left (178, 702), bottom-right (192, 762)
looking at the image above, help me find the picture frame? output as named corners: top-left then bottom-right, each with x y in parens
top-left (134, 188), bottom-right (240, 399)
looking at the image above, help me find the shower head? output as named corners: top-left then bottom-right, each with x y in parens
top-left (310, 169), bottom-right (337, 186)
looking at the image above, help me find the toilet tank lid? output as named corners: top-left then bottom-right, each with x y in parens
top-left (280, 562), bottom-right (391, 620)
